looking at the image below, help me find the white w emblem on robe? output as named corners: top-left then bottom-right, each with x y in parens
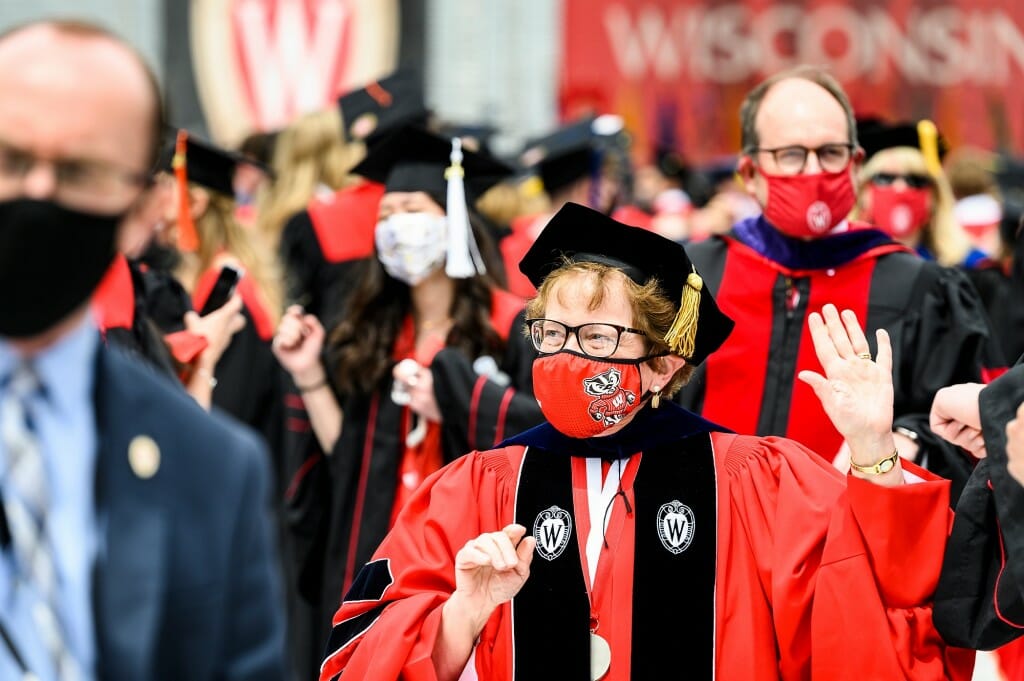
top-left (657, 500), bottom-right (695, 554)
top-left (533, 506), bottom-right (572, 561)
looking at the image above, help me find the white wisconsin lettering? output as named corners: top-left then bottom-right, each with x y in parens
top-left (752, 5), bottom-right (802, 74)
top-left (604, 3), bottom-right (682, 79)
top-left (912, 7), bottom-right (969, 86)
top-left (994, 11), bottom-right (1024, 87)
top-left (801, 6), bottom-right (868, 80)
top-left (696, 5), bottom-right (753, 83)
top-left (234, 0), bottom-right (349, 129)
top-left (862, 8), bottom-right (925, 84)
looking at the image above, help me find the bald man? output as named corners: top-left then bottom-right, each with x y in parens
top-left (0, 20), bottom-right (285, 681)
top-left (676, 66), bottom-right (1001, 500)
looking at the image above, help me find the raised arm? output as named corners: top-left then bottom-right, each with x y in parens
top-left (798, 304), bottom-right (901, 487)
top-left (273, 305), bottom-right (342, 451)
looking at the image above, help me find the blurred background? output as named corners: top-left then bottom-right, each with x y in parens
top-left (3, 0), bottom-right (1023, 163)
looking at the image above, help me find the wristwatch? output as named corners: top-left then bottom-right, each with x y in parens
top-left (849, 449), bottom-right (900, 475)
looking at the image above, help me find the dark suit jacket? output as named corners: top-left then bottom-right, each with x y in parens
top-left (91, 344), bottom-right (286, 680)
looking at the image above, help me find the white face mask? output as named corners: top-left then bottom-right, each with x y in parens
top-left (375, 212), bottom-right (449, 286)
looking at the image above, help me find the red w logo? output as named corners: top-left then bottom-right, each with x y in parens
top-left (232, 0), bottom-right (353, 130)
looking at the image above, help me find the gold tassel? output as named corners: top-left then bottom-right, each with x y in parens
top-left (664, 269), bottom-right (703, 358)
top-left (917, 120), bottom-right (942, 177)
top-left (651, 388), bottom-right (662, 409)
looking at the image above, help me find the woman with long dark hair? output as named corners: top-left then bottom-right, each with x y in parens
top-left (272, 125), bottom-right (543, 676)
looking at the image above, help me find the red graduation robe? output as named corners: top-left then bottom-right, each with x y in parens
top-left (319, 428), bottom-right (974, 680)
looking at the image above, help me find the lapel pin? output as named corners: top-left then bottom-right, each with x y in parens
top-left (128, 435), bottom-right (161, 479)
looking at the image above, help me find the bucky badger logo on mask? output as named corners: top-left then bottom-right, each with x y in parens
top-left (583, 368), bottom-right (637, 426)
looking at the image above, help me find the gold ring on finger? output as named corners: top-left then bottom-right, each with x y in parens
top-left (857, 353), bottom-right (872, 360)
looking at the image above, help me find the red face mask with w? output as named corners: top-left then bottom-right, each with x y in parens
top-left (760, 168), bottom-right (856, 238)
top-left (867, 185), bottom-right (932, 238)
top-left (532, 352), bottom-right (646, 438)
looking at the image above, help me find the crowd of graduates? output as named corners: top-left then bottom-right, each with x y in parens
top-left (5, 16), bottom-right (1024, 681)
top-left (98, 65), bottom-right (1024, 681)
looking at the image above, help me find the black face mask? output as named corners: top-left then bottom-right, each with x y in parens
top-left (0, 198), bottom-right (122, 338)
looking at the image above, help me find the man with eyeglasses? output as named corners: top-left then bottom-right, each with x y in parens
top-left (678, 65), bottom-right (1003, 501)
top-left (0, 19), bottom-right (284, 681)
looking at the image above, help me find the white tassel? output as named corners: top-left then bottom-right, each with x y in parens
top-left (445, 138), bottom-right (484, 278)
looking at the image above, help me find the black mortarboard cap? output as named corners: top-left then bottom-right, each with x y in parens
top-left (337, 69), bottom-right (428, 144)
top-left (438, 122), bottom-right (498, 157)
top-left (520, 117), bottom-right (606, 196)
top-left (350, 125), bottom-right (514, 209)
top-left (857, 117), bottom-right (950, 162)
top-left (519, 202), bottom-right (734, 364)
top-left (157, 131), bottom-right (251, 196)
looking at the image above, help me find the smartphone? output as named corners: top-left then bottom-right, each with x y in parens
top-left (199, 264), bottom-right (243, 316)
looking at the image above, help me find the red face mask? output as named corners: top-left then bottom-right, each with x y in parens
top-left (760, 168), bottom-right (856, 238)
top-left (867, 185), bottom-right (932, 238)
top-left (532, 352), bottom-right (646, 439)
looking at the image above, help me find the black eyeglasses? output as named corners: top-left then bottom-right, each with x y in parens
top-left (753, 143), bottom-right (855, 175)
top-left (527, 318), bottom-right (646, 358)
top-left (0, 137), bottom-right (151, 212)
top-left (869, 172), bottom-right (931, 189)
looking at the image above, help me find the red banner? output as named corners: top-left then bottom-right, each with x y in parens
top-left (562, 0), bottom-right (1024, 163)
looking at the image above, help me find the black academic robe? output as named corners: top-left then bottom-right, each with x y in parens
top-left (935, 365), bottom-right (1024, 649)
top-left (92, 255), bottom-right (182, 379)
top-left (281, 294), bottom-right (543, 679)
top-left (190, 265), bottom-right (286, 476)
top-left (964, 249), bottom-right (1024, 365)
top-left (678, 217), bottom-right (1005, 501)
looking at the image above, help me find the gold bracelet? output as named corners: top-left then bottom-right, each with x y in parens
top-left (849, 449), bottom-right (900, 475)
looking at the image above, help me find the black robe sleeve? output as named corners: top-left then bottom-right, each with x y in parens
top-left (890, 264), bottom-right (1006, 498)
top-left (279, 210), bottom-right (321, 312)
top-left (210, 310), bottom-right (286, 486)
top-left (279, 373), bottom-right (333, 602)
top-left (102, 262), bottom-right (182, 379)
top-left (431, 311), bottom-right (543, 456)
top-left (935, 365), bottom-right (1024, 648)
top-left (279, 208), bottom-right (366, 323)
top-left (965, 259), bottom-right (1024, 365)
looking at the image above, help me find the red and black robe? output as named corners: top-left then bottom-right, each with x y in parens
top-left (678, 216), bottom-right (1005, 501)
top-left (319, 402), bottom-right (973, 680)
top-left (282, 288), bottom-right (543, 678)
top-left (279, 181), bottom-right (386, 321)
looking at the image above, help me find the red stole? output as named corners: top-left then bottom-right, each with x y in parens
top-left (388, 288), bottom-right (523, 524)
top-left (307, 181), bottom-right (385, 263)
top-left (702, 237), bottom-right (904, 460)
top-left (92, 254), bottom-right (136, 331)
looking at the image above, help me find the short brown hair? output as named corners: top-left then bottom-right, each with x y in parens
top-left (739, 65), bottom-right (857, 155)
top-left (525, 260), bottom-right (696, 397)
top-left (0, 19), bottom-right (166, 169)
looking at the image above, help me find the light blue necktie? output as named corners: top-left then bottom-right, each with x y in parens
top-left (2, 363), bottom-right (80, 681)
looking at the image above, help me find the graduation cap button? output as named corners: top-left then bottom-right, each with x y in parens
top-left (128, 435), bottom-right (161, 479)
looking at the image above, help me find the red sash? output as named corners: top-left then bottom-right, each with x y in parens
top-left (92, 254), bottom-right (135, 331)
top-left (307, 181), bottom-right (385, 263)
